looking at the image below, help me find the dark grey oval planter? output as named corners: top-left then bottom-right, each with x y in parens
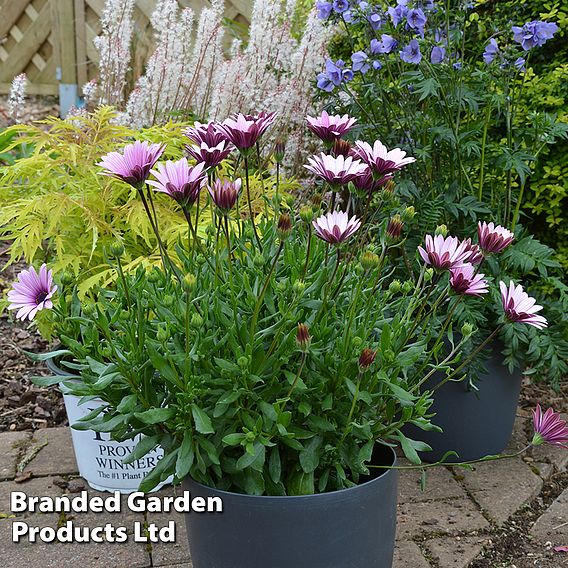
top-left (45, 355), bottom-right (79, 377)
top-left (183, 444), bottom-right (398, 568)
top-left (405, 343), bottom-right (522, 462)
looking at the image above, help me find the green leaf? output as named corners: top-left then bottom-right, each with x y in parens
top-left (134, 407), bottom-right (176, 425)
top-left (214, 357), bottom-right (240, 373)
top-left (236, 442), bottom-right (265, 471)
top-left (299, 436), bottom-right (322, 474)
top-left (222, 433), bottom-right (246, 446)
top-left (269, 447), bottom-right (281, 484)
top-left (191, 404), bottom-right (215, 434)
top-left (139, 448), bottom-right (178, 492)
top-left (123, 435), bottom-right (161, 465)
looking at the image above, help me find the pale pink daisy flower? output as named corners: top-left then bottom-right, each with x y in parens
top-left (184, 121), bottom-right (234, 168)
top-left (449, 263), bottom-right (489, 296)
top-left (208, 178), bottom-right (241, 212)
top-left (352, 140), bottom-right (415, 176)
top-left (98, 140), bottom-right (165, 187)
top-left (462, 238), bottom-right (484, 265)
top-left (217, 112), bottom-right (276, 151)
top-left (499, 281), bottom-right (547, 329)
top-left (148, 158), bottom-right (207, 206)
top-left (312, 211), bottom-right (362, 244)
top-left (304, 153), bottom-right (367, 186)
top-left (418, 235), bottom-right (471, 270)
top-left (306, 111), bottom-right (357, 144)
top-left (7, 264), bottom-right (57, 321)
top-left (532, 405), bottom-right (568, 449)
top-left (478, 221), bottom-right (514, 254)
top-left (352, 166), bottom-right (393, 193)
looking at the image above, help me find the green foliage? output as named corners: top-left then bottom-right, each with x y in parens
top-left (0, 108), bottom-right (287, 321)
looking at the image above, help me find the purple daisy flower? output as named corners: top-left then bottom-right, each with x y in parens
top-left (7, 264), bottom-right (57, 321)
top-left (148, 158), bottom-right (207, 206)
top-left (449, 263), bottom-right (489, 296)
top-left (208, 178), bottom-right (241, 212)
top-left (499, 281), bottom-right (548, 329)
top-left (98, 141), bottom-right (165, 187)
top-left (312, 211), bottom-right (362, 244)
top-left (217, 112), bottom-right (276, 152)
top-left (532, 405), bottom-right (568, 449)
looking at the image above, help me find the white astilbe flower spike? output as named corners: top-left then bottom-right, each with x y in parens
top-left (7, 73), bottom-right (27, 123)
top-left (94, 0), bottom-right (135, 107)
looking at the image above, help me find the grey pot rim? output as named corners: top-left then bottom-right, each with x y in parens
top-left (186, 444), bottom-right (397, 502)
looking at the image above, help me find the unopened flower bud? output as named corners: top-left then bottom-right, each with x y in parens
top-left (423, 268), bottom-right (434, 283)
top-left (386, 215), bottom-right (404, 240)
top-left (183, 274), bottom-right (197, 291)
top-left (389, 280), bottom-right (402, 294)
top-left (276, 278), bottom-right (288, 292)
top-left (402, 280), bottom-right (414, 293)
top-left (383, 179), bottom-right (396, 195)
top-left (359, 348), bottom-right (377, 371)
top-left (163, 294), bottom-right (174, 307)
top-left (274, 140), bottom-right (285, 164)
top-left (284, 194), bottom-right (296, 208)
top-left (157, 326), bottom-right (169, 342)
top-left (292, 280), bottom-right (306, 295)
top-left (110, 241), bottom-right (125, 257)
top-left (147, 270), bottom-right (161, 284)
top-left (311, 194), bottom-right (323, 208)
top-left (296, 323), bottom-right (311, 352)
top-left (237, 356), bottom-right (249, 369)
top-left (59, 271), bottom-right (74, 287)
top-left (190, 313), bottom-right (203, 328)
top-left (299, 206), bottom-right (314, 223)
top-left (402, 206), bottom-right (416, 221)
top-left (254, 253), bottom-right (265, 268)
top-left (461, 322), bottom-right (474, 337)
top-left (361, 251), bottom-right (380, 271)
top-left (352, 336), bottom-right (363, 348)
top-left (435, 224), bottom-right (448, 237)
top-left (277, 213), bottom-right (293, 240)
top-left (331, 139), bottom-right (352, 157)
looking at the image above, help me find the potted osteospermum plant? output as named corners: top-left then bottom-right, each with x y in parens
top-left (11, 110), bottom-right (564, 568)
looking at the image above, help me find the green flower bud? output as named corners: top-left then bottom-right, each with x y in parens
top-left (388, 280), bottom-right (402, 294)
top-left (190, 313), bottom-right (203, 329)
top-left (183, 274), bottom-right (197, 292)
top-left (292, 280), bottom-right (306, 295)
top-left (245, 431), bottom-right (256, 442)
top-left (254, 253), bottom-right (265, 268)
top-left (237, 356), bottom-right (249, 369)
top-left (101, 346), bottom-right (112, 358)
top-left (355, 263), bottom-right (365, 276)
top-left (299, 206), bottom-right (314, 223)
top-left (461, 322), bottom-right (474, 338)
top-left (352, 336), bottom-right (363, 348)
top-left (163, 295), bottom-right (175, 308)
top-left (402, 206), bottom-right (416, 221)
top-left (82, 302), bottom-right (96, 317)
top-left (276, 279), bottom-right (288, 292)
top-left (147, 270), bottom-right (161, 284)
top-left (383, 349), bottom-right (395, 363)
top-left (157, 326), bottom-right (170, 342)
top-left (423, 268), bottom-right (434, 283)
top-left (110, 241), bottom-right (125, 257)
top-left (402, 280), bottom-right (414, 293)
top-left (59, 271), bottom-right (75, 287)
top-left (435, 224), bottom-right (448, 237)
top-left (284, 194), bottom-right (295, 208)
top-left (361, 251), bottom-right (380, 271)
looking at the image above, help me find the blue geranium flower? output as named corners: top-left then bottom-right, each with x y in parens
top-left (430, 45), bottom-right (446, 64)
top-left (333, 0), bottom-right (350, 14)
top-left (352, 51), bottom-right (370, 74)
top-left (316, 1), bottom-right (333, 19)
top-left (370, 34), bottom-right (398, 54)
top-left (400, 39), bottom-right (422, 64)
top-left (483, 38), bottom-right (499, 64)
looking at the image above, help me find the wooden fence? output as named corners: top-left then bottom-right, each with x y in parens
top-left (0, 0), bottom-right (251, 96)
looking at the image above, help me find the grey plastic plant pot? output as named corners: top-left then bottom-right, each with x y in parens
top-left (405, 346), bottom-right (523, 463)
top-left (183, 444), bottom-right (398, 568)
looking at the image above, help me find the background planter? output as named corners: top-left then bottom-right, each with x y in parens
top-left (183, 445), bottom-right (398, 568)
top-left (405, 343), bottom-right (522, 462)
top-left (47, 357), bottom-right (170, 493)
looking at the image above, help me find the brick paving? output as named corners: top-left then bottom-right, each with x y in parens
top-left (1, 414), bottom-right (567, 567)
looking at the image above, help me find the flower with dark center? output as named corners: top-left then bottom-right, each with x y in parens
top-left (478, 221), bottom-right (514, 254)
top-left (532, 405), bottom-right (568, 448)
top-left (98, 140), bottom-right (165, 187)
top-left (207, 178), bottom-right (241, 212)
top-left (449, 264), bottom-right (489, 296)
top-left (7, 264), bottom-right (57, 321)
top-left (418, 235), bottom-right (470, 270)
top-left (148, 158), bottom-right (207, 206)
top-left (313, 211), bottom-right (362, 244)
top-left (499, 281), bottom-right (547, 329)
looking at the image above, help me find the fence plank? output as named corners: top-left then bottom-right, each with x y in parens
top-left (52, 0), bottom-right (77, 83)
top-left (74, 0), bottom-right (88, 87)
top-left (0, 1), bottom-right (28, 38)
top-left (0, 0), bottom-right (52, 82)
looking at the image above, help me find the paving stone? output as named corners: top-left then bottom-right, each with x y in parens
top-left (457, 457), bottom-right (542, 525)
top-left (0, 431), bottom-right (30, 481)
top-left (148, 512), bottom-right (191, 567)
top-left (399, 466), bottom-right (467, 503)
top-left (424, 536), bottom-right (488, 568)
top-left (531, 462), bottom-right (555, 481)
top-left (532, 440), bottom-right (568, 472)
top-left (0, 476), bottom-right (68, 517)
top-left (393, 540), bottom-right (431, 568)
top-left (531, 487), bottom-right (568, 545)
top-left (506, 415), bottom-right (530, 452)
top-left (0, 513), bottom-right (151, 568)
top-left (23, 428), bottom-right (78, 477)
top-left (397, 498), bottom-right (489, 539)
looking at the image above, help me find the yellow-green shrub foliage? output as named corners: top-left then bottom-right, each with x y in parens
top-left (0, 107), bottom-right (288, 298)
